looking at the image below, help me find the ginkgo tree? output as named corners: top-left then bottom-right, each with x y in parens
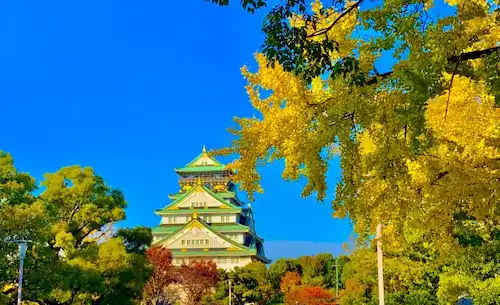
top-left (210, 0), bottom-right (499, 302)
top-left (212, 0), bottom-right (499, 272)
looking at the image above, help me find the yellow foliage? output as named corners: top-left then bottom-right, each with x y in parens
top-left (222, 0), bottom-right (500, 256)
top-left (427, 74), bottom-right (500, 157)
top-left (358, 130), bottom-right (377, 156)
top-left (289, 0), bottom-right (358, 62)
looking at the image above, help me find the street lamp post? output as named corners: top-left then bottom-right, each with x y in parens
top-left (12, 240), bottom-right (30, 305)
top-left (228, 279), bottom-right (232, 305)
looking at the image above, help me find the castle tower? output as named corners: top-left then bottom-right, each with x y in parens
top-left (152, 146), bottom-right (270, 269)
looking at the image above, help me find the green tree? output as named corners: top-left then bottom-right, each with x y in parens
top-left (0, 151), bottom-right (40, 304)
top-left (267, 258), bottom-right (302, 293)
top-left (205, 262), bottom-right (272, 305)
top-left (321, 255), bottom-right (349, 291)
top-left (0, 152), bottom-right (150, 305)
top-left (340, 247), bottom-right (439, 305)
top-left (116, 226), bottom-right (153, 255)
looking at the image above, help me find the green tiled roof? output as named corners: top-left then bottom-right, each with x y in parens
top-left (154, 217), bottom-right (251, 252)
top-left (152, 223), bottom-right (250, 235)
top-left (151, 226), bottom-right (183, 234)
top-left (170, 249), bottom-right (256, 256)
top-left (158, 184), bottom-right (240, 212)
top-left (169, 191), bottom-right (236, 200)
top-left (174, 148), bottom-right (228, 173)
top-left (168, 249), bottom-right (271, 263)
top-left (202, 186), bottom-right (240, 209)
top-left (186, 148), bottom-right (223, 166)
top-left (155, 208), bottom-right (241, 215)
top-left (174, 165), bottom-right (227, 173)
top-left (216, 191), bottom-right (236, 198)
top-left (152, 218), bottom-right (271, 263)
top-left (211, 223), bottom-right (250, 232)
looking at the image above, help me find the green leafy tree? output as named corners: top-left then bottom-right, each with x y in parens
top-left (205, 262), bottom-right (272, 305)
top-left (268, 258), bottom-right (302, 293)
top-left (0, 151), bottom-right (40, 304)
top-left (0, 151), bottom-right (150, 305)
top-left (340, 247), bottom-right (439, 305)
top-left (116, 226), bottom-right (153, 255)
top-left (322, 255), bottom-right (349, 291)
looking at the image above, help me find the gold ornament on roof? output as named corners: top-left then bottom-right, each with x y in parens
top-left (214, 184), bottom-right (225, 192)
top-left (192, 211), bottom-right (199, 219)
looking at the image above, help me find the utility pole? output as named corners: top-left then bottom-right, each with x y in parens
top-left (228, 279), bottom-right (232, 305)
top-left (334, 258), bottom-right (339, 299)
top-left (376, 224), bottom-right (385, 305)
top-left (12, 240), bottom-right (30, 305)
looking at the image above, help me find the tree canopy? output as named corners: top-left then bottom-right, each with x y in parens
top-left (208, 0), bottom-right (500, 301)
top-left (212, 0), bottom-right (500, 251)
top-left (0, 151), bottom-right (151, 305)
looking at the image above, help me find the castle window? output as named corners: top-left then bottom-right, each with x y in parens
top-left (192, 201), bottom-right (207, 208)
top-left (181, 240), bottom-right (185, 246)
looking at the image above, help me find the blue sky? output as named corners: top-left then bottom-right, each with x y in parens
top-left (0, 0), bottom-right (355, 261)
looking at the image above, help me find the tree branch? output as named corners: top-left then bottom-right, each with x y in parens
top-left (1, 285), bottom-right (17, 295)
top-left (444, 60), bottom-right (460, 122)
top-left (365, 46), bottom-right (500, 85)
top-left (307, 0), bottom-right (364, 38)
top-left (448, 46), bottom-right (500, 62)
top-left (366, 71), bottom-right (393, 85)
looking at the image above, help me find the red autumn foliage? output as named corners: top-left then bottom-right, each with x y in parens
top-left (292, 286), bottom-right (336, 305)
top-left (281, 272), bottom-right (335, 305)
top-left (176, 260), bottom-right (219, 305)
top-left (142, 247), bottom-right (177, 305)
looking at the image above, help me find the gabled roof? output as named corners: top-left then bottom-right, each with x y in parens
top-left (175, 146), bottom-right (229, 173)
top-left (156, 183), bottom-right (241, 214)
top-left (154, 213), bottom-right (252, 253)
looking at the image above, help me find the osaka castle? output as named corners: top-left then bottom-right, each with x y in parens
top-left (151, 146), bottom-right (270, 269)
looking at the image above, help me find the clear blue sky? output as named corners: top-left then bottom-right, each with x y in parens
top-left (0, 0), bottom-right (356, 261)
